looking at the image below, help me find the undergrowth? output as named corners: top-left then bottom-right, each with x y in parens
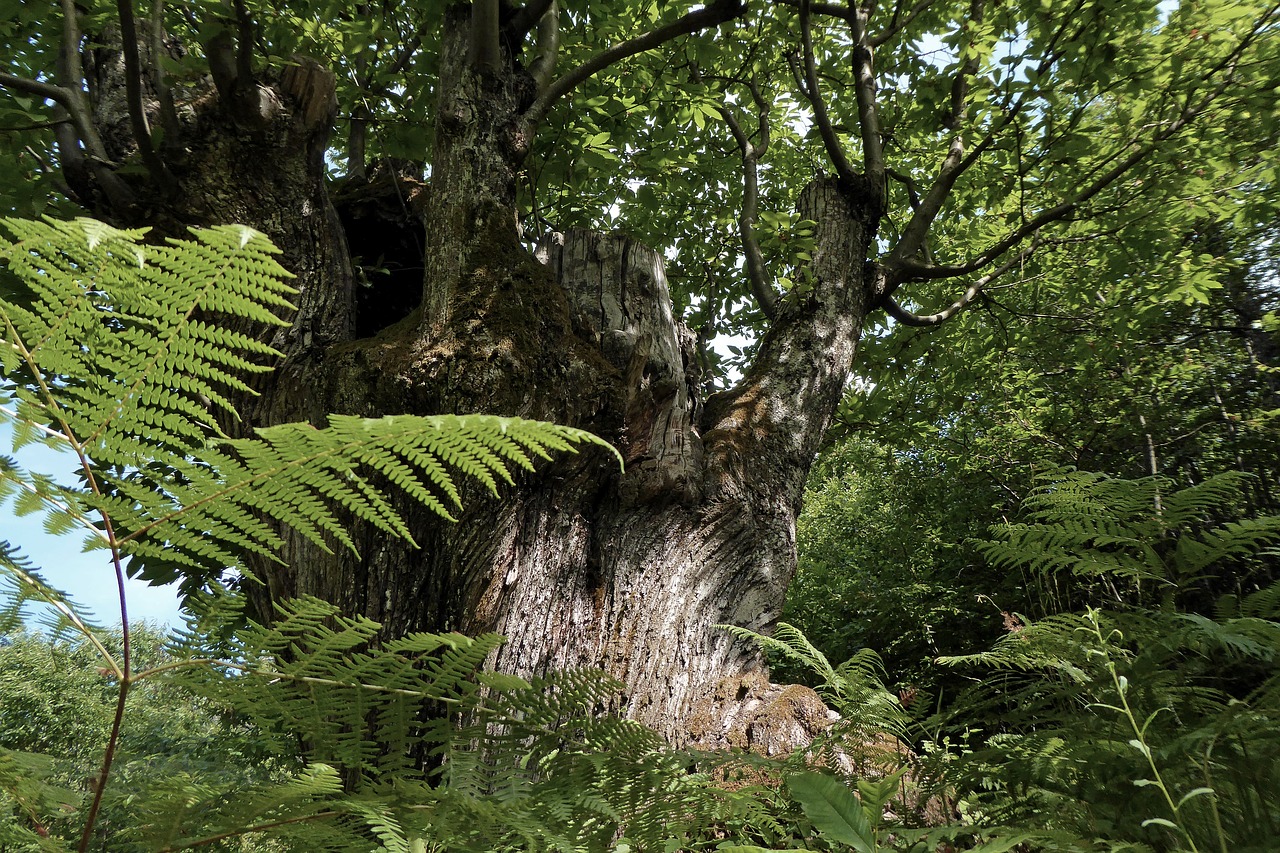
top-left (1, 217), bottom-right (1277, 850)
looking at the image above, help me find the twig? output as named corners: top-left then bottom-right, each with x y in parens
top-left (798, 0), bottom-right (857, 185)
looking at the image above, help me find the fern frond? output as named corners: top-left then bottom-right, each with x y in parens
top-left (2, 217), bottom-right (620, 594)
top-left (0, 217), bottom-right (294, 455)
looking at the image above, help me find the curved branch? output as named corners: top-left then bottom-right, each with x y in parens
top-left (6, 3), bottom-right (136, 208)
top-left (890, 61), bottom-right (1253, 288)
top-left (881, 3), bottom-right (1082, 283)
top-left (0, 72), bottom-right (74, 106)
top-left (871, 0), bottom-right (937, 47)
top-left (718, 78), bottom-right (777, 320)
top-left (509, 0), bottom-right (557, 42)
top-left (54, 0), bottom-right (115, 162)
top-left (883, 240), bottom-right (1036, 327)
top-left (527, 0), bottom-right (559, 91)
top-left (523, 0), bottom-right (745, 132)
top-left (798, 0), bottom-right (857, 185)
top-left (886, 167), bottom-right (921, 210)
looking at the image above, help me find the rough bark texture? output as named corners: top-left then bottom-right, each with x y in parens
top-left (63, 7), bottom-right (879, 746)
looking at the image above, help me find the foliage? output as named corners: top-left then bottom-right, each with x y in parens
top-left (0, 624), bottom-right (288, 849)
top-left (782, 437), bottom-right (1015, 698)
top-left (0, 216), bottom-right (653, 849)
top-left (928, 472), bottom-right (1280, 852)
top-left (0, 0), bottom-right (1278, 845)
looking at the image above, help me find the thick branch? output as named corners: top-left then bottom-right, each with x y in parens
top-left (702, 177), bottom-right (869, 506)
top-left (148, 0), bottom-right (181, 144)
top-left (943, 0), bottom-right (984, 131)
top-left (52, 0), bottom-right (114, 162)
top-left (798, 0), bottom-right (857, 185)
top-left (469, 0), bottom-right (502, 72)
top-left (115, 0), bottom-right (176, 189)
top-left (845, 0), bottom-right (886, 205)
top-left (347, 4), bottom-right (372, 178)
top-left (205, 28), bottom-right (238, 100)
top-left (522, 0), bottom-right (745, 131)
top-left (232, 0), bottom-right (254, 83)
top-left (509, 0), bottom-right (557, 41)
top-left (719, 79), bottom-right (777, 320)
top-left (57, 0), bottom-right (88, 92)
top-left (527, 0), bottom-right (559, 91)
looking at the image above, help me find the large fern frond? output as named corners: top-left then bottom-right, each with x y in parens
top-left (1, 216), bottom-right (618, 596)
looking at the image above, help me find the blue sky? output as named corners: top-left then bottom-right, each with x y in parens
top-left (1, 421), bottom-right (185, 629)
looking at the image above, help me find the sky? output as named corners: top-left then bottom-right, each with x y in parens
top-left (1, 421), bottom-right (185, 630)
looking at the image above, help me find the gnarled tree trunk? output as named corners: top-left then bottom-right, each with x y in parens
top-left (60, 4), bottom-right (879, 746)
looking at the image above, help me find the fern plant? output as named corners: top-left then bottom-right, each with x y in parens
top-left (933, 471), bottom-right (1280, 852)
top-left (0, 216), bottom-right (636, 849)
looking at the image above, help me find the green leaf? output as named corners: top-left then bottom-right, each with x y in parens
top-left (785, 771), bottom-right (875, 853)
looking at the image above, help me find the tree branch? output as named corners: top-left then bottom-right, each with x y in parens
top-left (232, 0), bottom-right (255, 83)
top-left (116, 0), bottom-right (177, 190)
top-left (149, 0), bottom-right (181, 144)
top-left (881, 4), bottom-right (1080, 283)
top-left (718, 76), bottom-right (777, 320)
top-left (0, 73), bottom-right (74, 106)
top-left (883, 240), bottom-right (1037, 327)
top-left (798, 0), bottom-right (857, 185)
top-left (527, 0), bottom-right (559, 91)
top-left (46, 0), bottom-right (136, 208)
top-left (50, 0), bottom-right (112, 162)
top-left (844, 0), bottom-right (886, 205)
top-left (891, 71), bottom-right (1245, 288)
top-left (942, 0), bottom-right (983, 131)
top-left (870, 0), bottom-right (936, 47)
top-left (522, 0), bottom-right (745, 132)
top-left (509, 0), bottom-right (557, 42)
top-left (57, 0), bottom-right (88, 93)
top-left (772, 0), bottom-right (939, 48)
top-left (773, 0), bottom-right (855, 20)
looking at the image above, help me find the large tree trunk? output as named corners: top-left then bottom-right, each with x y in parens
top-left (70, 8), bottom-right (879, 745)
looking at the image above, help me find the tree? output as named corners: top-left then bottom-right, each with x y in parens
top-left (1, 0), bottom-right (1275, 742)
